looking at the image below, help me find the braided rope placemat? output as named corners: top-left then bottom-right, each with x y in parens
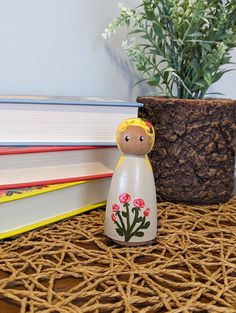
top-left (0, 197), bottom-right (236, 313)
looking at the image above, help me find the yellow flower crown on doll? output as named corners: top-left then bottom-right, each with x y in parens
top-left (116, 118), bottom-right (155, 151)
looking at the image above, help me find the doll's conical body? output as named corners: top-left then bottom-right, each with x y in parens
top-left (104, 118), bottom-right (157, 246)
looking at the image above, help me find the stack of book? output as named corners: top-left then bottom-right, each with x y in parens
top-left (0, 95), bottom-right (142, 239)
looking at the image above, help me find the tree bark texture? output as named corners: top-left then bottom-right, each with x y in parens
top-left (137, 96), bottom-right (236, 204)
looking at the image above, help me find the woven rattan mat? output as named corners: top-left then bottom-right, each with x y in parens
top-left (0, 198), bottom-right (236, 313)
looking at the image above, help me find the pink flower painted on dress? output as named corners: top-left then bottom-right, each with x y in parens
top-left (111, 213), bottom-right (117, 222)
top-left (119, 193), bottom-right (131, 204)
top-left (144, 208), bottom-right (150, 217)
top-left (133, 198), bottom-right (145, 208)
top-left (112, 204), bottom-right (120, 212)
top-left (111, 195), bottom-right (151, 241)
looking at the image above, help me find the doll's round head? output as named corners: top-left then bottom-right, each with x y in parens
top-left (116, 118), bottom-right (155, 155)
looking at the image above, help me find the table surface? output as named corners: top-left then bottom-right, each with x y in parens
top-left (0, 197), bottom-right (236, 313)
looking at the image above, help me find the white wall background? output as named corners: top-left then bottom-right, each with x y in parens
top-left (0, 0), bottom-right (235, 101)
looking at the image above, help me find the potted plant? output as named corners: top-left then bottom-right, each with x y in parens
top-left (103, 0), bottom-right (236, 204)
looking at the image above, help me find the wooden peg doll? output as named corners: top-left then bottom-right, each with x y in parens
top-left (104, 118), bottom-right (157, 246)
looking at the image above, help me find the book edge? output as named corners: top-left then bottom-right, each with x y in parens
top-left (0, 173), bottom-right (113, 190)
top-left (0, 145), bottom-right (116, 155)
top-left (0, 95), bottom-right (142, 107)
top-left (0, 142), bottom-right (117, 146)
top-left (0, 180), bottom-right (89, 203)
top-left (0, 201), bottom-right (106, 240)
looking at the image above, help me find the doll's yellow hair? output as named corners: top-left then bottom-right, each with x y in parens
top-left (116, 118), bottom-right (155, 151)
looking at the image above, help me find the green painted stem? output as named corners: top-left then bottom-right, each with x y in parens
top-left (117, 211), bottom-right (126, 233)
top-left (124, 203), bottom-right (130, 230)
top-left (114, 221), bottom-right (123, 231)
top-left (126, 217), bottom-right (146, 242)
top-left (123, 203), bottom-right (131, 242)
top-left (126, 208), bottom-right (140, 239)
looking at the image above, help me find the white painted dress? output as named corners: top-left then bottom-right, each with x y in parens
top-left (104, 154), bottom-right (157, 245)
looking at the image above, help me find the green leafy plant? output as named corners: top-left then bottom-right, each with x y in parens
top-left (103, 0), bottom-right (236, 99)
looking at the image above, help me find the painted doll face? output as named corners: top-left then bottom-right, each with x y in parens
top-left (118, 125), bottom-right (153, 155)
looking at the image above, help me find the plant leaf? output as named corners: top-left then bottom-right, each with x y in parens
top-left (116, 228), bottom-right (124, 237)
top-left (142, 221), bottom-right (150, 229)
top-left (134, 231), bottom-right (145, 237)
top-left (137, 217), bottom-right (143, 223)
top-left (122, 211), bottom-right (128, 218)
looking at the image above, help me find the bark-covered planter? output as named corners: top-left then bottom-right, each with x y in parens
top-left (137, 96), bottom-right (236, 204)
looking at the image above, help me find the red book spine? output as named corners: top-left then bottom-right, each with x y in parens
top-left (0, 146), bottom-right (115, 155)
top-left (0, 173), bottom-right (113, 189)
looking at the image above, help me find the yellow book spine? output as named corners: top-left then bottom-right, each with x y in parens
top-left (0, 180), bottom-right (88, 203)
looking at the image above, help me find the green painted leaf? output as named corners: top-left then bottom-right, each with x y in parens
top-left (122, 211), bottom-right (128, 218)
top-left (132, 207), bottom-right (139, 213)
top-left (137, 217), bottom-right (143, 223)
top-left (134, 231), bottom-right (145, 237)
top-left (116, 228), bottom-right (124, 237)
top-left (142, 221), bottom-right (150, 229)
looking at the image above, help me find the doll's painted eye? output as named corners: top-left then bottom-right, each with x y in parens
top-left (139, 136), bottom-right (144, 142)
top-left (125, 136), bottom-right (129, 142)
